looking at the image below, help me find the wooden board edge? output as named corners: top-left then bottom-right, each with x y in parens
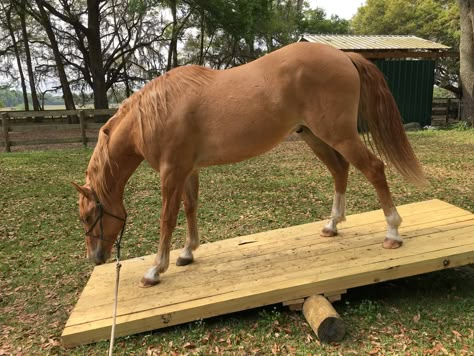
top-left (62, 248), bottom-right (474, 348)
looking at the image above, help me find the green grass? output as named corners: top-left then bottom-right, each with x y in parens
top-left (0, 130), bottom-right (473, 354)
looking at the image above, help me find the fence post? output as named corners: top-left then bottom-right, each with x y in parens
top-left (79, 110), bottom-right (87, 147)
top-left (2, 112), bottom-right (11, 152)
top-left (446, 98), bottom-right (451, 124)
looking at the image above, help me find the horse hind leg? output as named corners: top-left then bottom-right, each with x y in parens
top-left (331, 136), bottom-right (403, 248)
top-left (176, 171), bottom-right (200, 266)
top-left (298, 127), bottom-right (349, 237)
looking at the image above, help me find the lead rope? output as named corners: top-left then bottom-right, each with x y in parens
top-left (108, 217), bottom-right (126, 356)
top-left (108, 258), bottom-right (121, 356)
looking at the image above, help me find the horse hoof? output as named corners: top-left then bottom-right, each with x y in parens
top-left (320, 227), bottom-right (337, 237)
top-left (139, 277), bottom-right (160, 288)
top-left (383, 238), bottom-right (403, 249)
top-left (176, 256), bottom-right (193, 266)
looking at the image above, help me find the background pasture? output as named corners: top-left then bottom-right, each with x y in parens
top-left (0, 130), bottom-right (473, 354)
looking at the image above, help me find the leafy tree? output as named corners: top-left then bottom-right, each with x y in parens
top-left (352, 0), bottom-right (460, 95)
top-left (299, 9), bottom-right (349, 35)
top-left (0, 0), bottom-right (362, 119)
top-left (182, 0), bottom-right (349, 68)
top-left (352, 0), bottom-right (459, 45)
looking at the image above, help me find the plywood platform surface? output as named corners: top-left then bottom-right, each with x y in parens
top-left (62, 199), bottom-right (474, 347)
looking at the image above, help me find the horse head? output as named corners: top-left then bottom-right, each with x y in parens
top-left (72, 182), bottom-right (126, 265)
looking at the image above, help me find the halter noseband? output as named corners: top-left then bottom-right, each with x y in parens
top-left (82, 196), bottom-right (127, 249)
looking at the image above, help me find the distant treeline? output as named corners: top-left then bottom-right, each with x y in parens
top-left (0, 88), bottom-right (65, 108)
top-left (0, 88), bottom-right (96, 109)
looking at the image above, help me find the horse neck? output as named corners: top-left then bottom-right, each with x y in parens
top-left (90, 117), bottom-right (143, 208)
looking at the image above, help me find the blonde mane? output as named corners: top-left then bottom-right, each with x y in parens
top-left (86, 124), bottom-right (112, 203)
top-left (134, 65), bottom-right (214, 142)
top-left (86, 65), bottom-right (214, 203)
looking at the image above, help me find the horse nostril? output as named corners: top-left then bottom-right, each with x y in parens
top-left (94, 249), bottom-right (108, 265)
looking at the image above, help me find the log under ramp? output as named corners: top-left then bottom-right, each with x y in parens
top-left (62, 199), bottom-right (474, 347)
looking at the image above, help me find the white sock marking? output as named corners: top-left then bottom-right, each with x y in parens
top-left (143, 265), bottom-right (160, 282)
top-left (385, 209), bottom-right (403, 242)
top-left (324, 192), bottom-right (346, 232)
top-left (179, 246), bottom-right (193, 260)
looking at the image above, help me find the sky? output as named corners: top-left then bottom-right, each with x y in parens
top-left (307, 0), bottom-right (366, 20)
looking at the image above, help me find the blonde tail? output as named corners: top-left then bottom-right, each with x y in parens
top-left (347, 52), bottom-right (428, 187)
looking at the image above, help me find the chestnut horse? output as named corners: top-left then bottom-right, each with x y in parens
top-left (72, 42), bottom-right (427, 287)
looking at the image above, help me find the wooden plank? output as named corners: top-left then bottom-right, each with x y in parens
top-left (83, 204), bottom-right (473, 282)
top-left (83, 213), bottom-right (473, 289)
top-left (65, 222), bottom-right (474, 322)
top-left (4, 108), bottom-right (117, 118)
top-left (10, 137), bottom-right (83, 146)
top-left (282, 298), bottom-right (305, 310)
top-left (8, 124), bottom-right (82, 132)
top-left (63, 246), bottom-right (474, 347)
top-left (5, 123), bottom-right (102, 133)
top-left (69, 206), bottom-right (472, 307)
top-left (93, 200), bottom-right (463, 271)
top-left (71, 219), bottom-right (473, 313)
top-left (62, 200), bottom-right (474, 347)
top-left (324, 289), bottom-right (347, 302)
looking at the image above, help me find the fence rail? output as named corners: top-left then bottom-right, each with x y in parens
top-left (1, 109), bottom-right (117, 152)
top-left (0, 100), bottom-right (464, 152)
top-left (431, 98), bottom-right (461, 126)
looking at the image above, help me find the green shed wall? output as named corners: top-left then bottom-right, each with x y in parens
top-left (373, 59), bottom-right (435, 127)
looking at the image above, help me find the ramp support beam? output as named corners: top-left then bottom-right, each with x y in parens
top-left (302, 295), bottom-right (345, 343)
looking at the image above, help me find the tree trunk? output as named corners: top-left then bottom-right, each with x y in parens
top-left (295, 0), bottom-right (304, 13)
top-left (5, 7), bottom-right (29, 111)
top-left (199, 8), bottom-right (205, 65)
top-left (87, 0), bottom-right (109, 121)
top-left (111, 0), bottom-right (131, 98)
top-left (18, 3), bottom-right (41, 113)
top-left (167, 0), bottom-right (178, 71)
top-left (36, 1), bottom-right (77, 122)
top-left (458, 0), bottom-right (474, 124)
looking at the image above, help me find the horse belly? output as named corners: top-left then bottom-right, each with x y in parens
top-left (197, 109), bottom-right (298, 167)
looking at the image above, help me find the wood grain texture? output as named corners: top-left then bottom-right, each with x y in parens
top-left (62, 199), bottom-right (474, 347)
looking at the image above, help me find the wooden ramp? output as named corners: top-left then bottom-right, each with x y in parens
top-left (62, 199), bottom-right (474, 347)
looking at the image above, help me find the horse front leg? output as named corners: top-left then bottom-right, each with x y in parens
top-left (298, 127), bottom-right (349, 237)
top-left (176, 171), bottom-right (200, 266)
top-left (140, 169), bottom-right (188, 287)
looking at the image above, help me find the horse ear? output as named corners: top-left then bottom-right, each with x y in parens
top-left (71, 182), bottom-right (94, 200)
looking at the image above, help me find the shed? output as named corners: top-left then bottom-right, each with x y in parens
top-left (299, 35), bottom-right (452, 127)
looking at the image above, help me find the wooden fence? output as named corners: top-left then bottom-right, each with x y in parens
top-left (0, 99), bottom-right (464, 152)
top-left (1, 109), bottom-right (117, 152)
top-left (431, 98), bottom-right (461, 126)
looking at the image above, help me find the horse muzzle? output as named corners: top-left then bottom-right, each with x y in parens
top-left (90, 249), bottom-right (110, 265)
